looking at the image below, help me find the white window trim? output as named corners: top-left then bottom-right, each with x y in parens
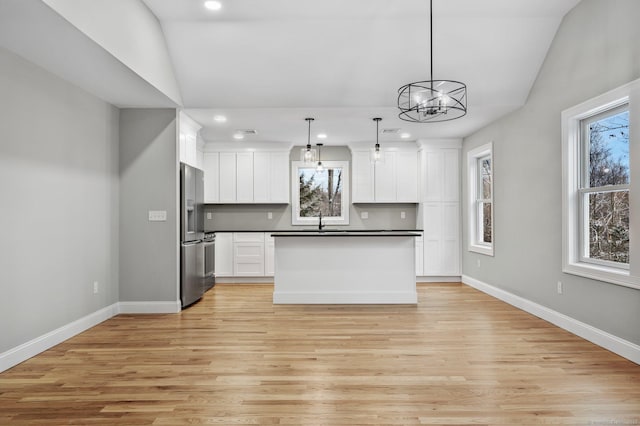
top-left (467, 142), bottom-right (494, 256)
top-left (561, 78), bottom-right (640, 290)
top-left (291, 160), bottom-right (350, 226)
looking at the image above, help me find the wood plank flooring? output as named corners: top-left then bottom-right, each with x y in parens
top-left (1, 283), bottom-right (639, 425)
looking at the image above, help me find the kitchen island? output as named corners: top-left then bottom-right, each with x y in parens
top-left (271, 231), bottom-right (419, 304)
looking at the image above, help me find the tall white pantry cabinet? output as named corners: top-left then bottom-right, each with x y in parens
top-left (418, 141), bottom-right (461, 277)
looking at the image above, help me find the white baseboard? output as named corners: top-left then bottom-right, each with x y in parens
top-left (0, 303), bottom-right (119, 373)
top-left (117, 300), bottom-right (181, 314)
top-left (416, 276), bottom-right (461, 283)
top-left (0, 300), bottom-right (182, 373)
top-left (462, 274), bottom-right (640, 365)
top-left (215, 277), bottom-right (274, 284)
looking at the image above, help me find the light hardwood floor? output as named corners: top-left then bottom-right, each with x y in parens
top-left (1, 283), bottom-right (639, 425)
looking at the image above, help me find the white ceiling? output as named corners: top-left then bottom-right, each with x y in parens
top-left (142, 0), bottom-right (581, 145)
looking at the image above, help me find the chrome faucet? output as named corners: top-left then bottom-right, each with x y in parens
top-left (318, 211), bottom-right (325, 230)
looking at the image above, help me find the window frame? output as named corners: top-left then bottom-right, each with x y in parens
top-left (291, 160), bottom-right (350, 226)
top-left (561, 79), bottom-right (639, 289)
top-left (467, 142), bottom-right (494, 256)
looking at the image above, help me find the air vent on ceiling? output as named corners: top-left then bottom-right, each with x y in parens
top-left (236, 129), bottom-right (258, 135)
top-left (381, 128), bottom-right (401, 134)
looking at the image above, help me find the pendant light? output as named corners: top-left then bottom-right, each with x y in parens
top-left (316, 143), bottom-right (324, 172)
top-left (372, 117), bottom-right (382, 162)
top-left (397, 0), bottom-right (467, 123)
top-left (304, 118), bottom-right (315, 163)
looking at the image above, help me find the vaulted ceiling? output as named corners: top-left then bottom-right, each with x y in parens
top-left (0, 0), bottom-right (582, 145)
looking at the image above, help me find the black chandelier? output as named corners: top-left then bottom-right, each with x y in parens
top-left (397, 0), bottom-right (467, 123)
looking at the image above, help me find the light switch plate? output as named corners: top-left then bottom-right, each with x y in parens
top-left (148, 210), bottom-right (167, 221)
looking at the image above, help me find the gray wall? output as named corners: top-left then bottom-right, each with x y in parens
top-left (119, 109), bottom-right (179, 302)
top-left (205, 145), bottom-right (418, 231)
top-left (0, 47), bottom-right (119, 353)
top-left (461, 0), bottom-right (640, 345)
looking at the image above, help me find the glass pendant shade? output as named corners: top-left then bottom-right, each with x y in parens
top-left (316, 143), bottom-right (323, 171)
top-left (303, 117), bottom-right (316, 163)
top-left (372, 117), bottom-right (382, 163)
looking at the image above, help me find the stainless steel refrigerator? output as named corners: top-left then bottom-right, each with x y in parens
top-left (180, 163), bottom-right (205, 308)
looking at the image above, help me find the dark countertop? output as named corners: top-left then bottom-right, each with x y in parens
top-left (270, 231), bottom-right (422, 237)
top-left (207, 229), bottom-right (423, 233)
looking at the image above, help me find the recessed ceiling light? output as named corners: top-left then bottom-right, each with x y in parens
top-left (233, 133), bottom-right (244, 140)
top-left (204, 1), bottom-right (222, 11)
top-left (213, 115), bottom-right (227, 123)
top-left (317, 133), bottom-right (327, 139)
top-left (400, 132), bottom-right (411, 139)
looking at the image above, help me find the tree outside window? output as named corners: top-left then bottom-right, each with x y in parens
top-left (582, 107), bottom-right (629, 265)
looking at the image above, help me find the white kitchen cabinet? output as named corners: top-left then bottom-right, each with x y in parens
top-left (269, 152), bottom-right (290, 203)
top-left (218, 152), bottom-right (237, 203)
top-left (233, 232), bottom-right (265, 276)
top-left (214, 232), bottom-right (233, 277)
top-left (352, 150), bottom-right (374, 202)
top-left (351, 148), bottom-right (418, 203)
top-left (396, 151), bottom-right (419, 202)
top-left (203, 152), bottom-right (219, 203)
top-left (374, 151), bottom-right (396, 202)
top-left (419, 145), bottom-right (460, 276)
top-left (423, 149), bottom-right (459, 203)
top-left (264, 233), bottom-right (275, 276)
top-left (253, 152), bottom-right (290, 203)
top-left (179, 112), bottom-right (202, 168)
top-left (236, 152), bottom-right (254, 202)
top-left (204, 150), bottom-right (290, 204)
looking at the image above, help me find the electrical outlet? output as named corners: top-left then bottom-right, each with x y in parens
top-left (267, 212), bottom-right (273, 220)
top-left (148, 210), bottom-right (167, 221)
top-left (400, 211), bottom-right (406, 219)
top-left (476, 259), bottom-right (481, 268)
top-left (93, 281), bottom-right (99, 294)
top-left (207, 212), bottom-right (212, 220)
top-left (557, 281), bottom-right (563, 295)
top-left (361, 211), bottom-right (368, 219)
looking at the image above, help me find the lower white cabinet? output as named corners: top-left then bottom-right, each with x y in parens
top-left (422, 203), bottom-right (460, 275)
top-left (233, 233), bottom-right (264, 276)
top-left (215, 232), bottom-right (276, 278)
top-left (214, 232), bottom-right (233, 277)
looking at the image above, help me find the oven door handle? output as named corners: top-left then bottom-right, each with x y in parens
top-left (202, 240), bottom-right (216, 248)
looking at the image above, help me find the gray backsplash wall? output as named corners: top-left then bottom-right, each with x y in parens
top-left (205, 145), bottom-right (418, 231)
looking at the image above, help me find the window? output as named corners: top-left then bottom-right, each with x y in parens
top-left (562, 78), bottom-right (639, 289)
top-left (468, 143), bottom-right (494, 256)
top-left (291, 161), bottom-right (350, 226)
top-left (579, 105), bottom-right (629, 267)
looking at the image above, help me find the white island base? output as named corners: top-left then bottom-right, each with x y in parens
top-left (272, 233), bottom-right (418, 304)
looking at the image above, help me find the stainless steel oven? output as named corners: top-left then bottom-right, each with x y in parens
top-left (203, 233), bottom-right (216, 291)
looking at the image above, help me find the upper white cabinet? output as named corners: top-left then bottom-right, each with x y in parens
top-left (179, 112), bottom-right (203, 169)
top-left (203, 149), bottom-right (290, 204)
top-left (219, 152), bottom-right (237, 203)
top-left (422, 149), bottom-right (459, 202)
top-left (236, 152), bottom-right (254, 203)
top-left (351, 147), bottom-right (418, 203)
top-left (203, 152), bottom-right (220, 203)
top-left (253, 151), bottom-right (290, 203)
